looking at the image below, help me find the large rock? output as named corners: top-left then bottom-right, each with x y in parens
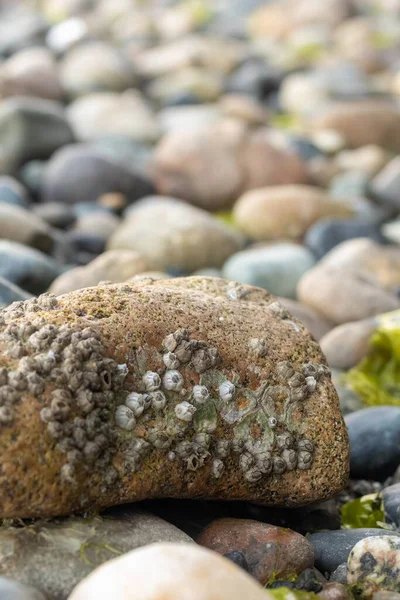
top-left (0, 509), bottom-right (192, 600)
top-left (49, 250), bottom-right (154, 295)
top-left (0, 277), bottom-right (348, 518)
top-left (0, 98), bottom-right (74, 175)
top-left (108, 197), bottom-right (246, 273)
top-left (0, 204), bottom-right (53, 251)
top-left (311, 102), bottom-right (400, 151)
top-left (69, 542), bottom-right (272, 600)
top-left (320, 320), bottom-right (377, 370)
top-left (233, 185), bottom-right (352, 242)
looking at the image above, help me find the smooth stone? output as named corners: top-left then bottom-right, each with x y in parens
top-left (289, 136), bottom-right (325, 162)
top-left (159, 105), bottom-right (221, 135)
top-left (0, 204), bottom-right (53, 252)
top-left (219, 94), bottom-right (270, 126)
top-left (348, 536), bottom-right (400, 598)
top-left (335, 146), bottom-right (388, 177)
top-left (0, 278), bottom-right (348, 517)
top-left (309, 530), bottom-right (400, 574)
top-left (32, 203), bottom-right (75, 230)
top-left (320, 320), bottom-right (377, 370)
top-left (373, 593), bottom-right (400, 600)
top-left (147, 67), bottom-right (223, 104)
top-left (0, 98), bottom-right (74, 174)
top-left (0, 277), bottom-right (32, 307)
top-left (311, 102), bottom-right (400, 151)
top-left (0, 240), bottom-right (62, 294)
top-left (279, 73), bottom-right (331, 116)
top-left (97, 193), bottom-right (127, 214)
top-left (330, 172), bottom-right (369, 200)
top-left (0, 509), bottom-right (192, 600)
top-left (382, 219), bottom-right (400, 245)
top-left (90, 136), bottom-right (153, 178)
top-left (233, 185), bottom-right (352, 242)
top-left (222, 244), bottom-right (316, 299)
top-left (41, 145), bottom-right (153, 205)
top-left (67, 91), bottom-right (160, 143)
top-left (0, 577), bottom-right (46, 600)
top-left (346, 407), bottom-right (400, 480)
top-left (73, 211), bottom-right (120, 241)
top-left (371, 157), bottom-right (400, 211)
top-left (60, 41), bottom-right (135, 98)
top-left (46, 17), bottom-right (88, 55)
top-left (318, 583), bottom-right (352, 600)
top-left (278, 298), bottom-right (333, 341)
top-left (0, 47), bottom-right (63, 101)
top-left (64, 232), bottom-right (105, 256)
top-left (19, 160), bottom-right (46, 198)
top-left (0, 176), bottom-right (30, 207)
top-left (108, 197), bottom-right (246, 273)
top-left (382, 483), bottom-right (400, 527)
top-left (225, 58), bottom-right (283, 101)
top-left (224, 550), bottom-right (249, 572)
top-left (331, 370), bottom-right (364, 415)
top-left (305, 220), bottom-right (387, 260)
top-left (0, 11), bottom-right (48, 56)
top-left (191, 268), bottom-right (222, 278)
top-left (69, 542), bottom-right (271, 600)
top-left (49, 249), bottom-right (153, 295)
top-left (197, 518), bottom-right (314, 585)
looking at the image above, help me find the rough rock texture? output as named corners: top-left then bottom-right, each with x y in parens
top-left (347, 536), bottom-right (400, 598)
top-left (69, 542), bottom-right (272, 600)
top-left (0, 509), bottom-right (192, 600)
top-left (197, 518), bottom-right (314, 585)
top-left (0, 277), bottom-right (348, 518)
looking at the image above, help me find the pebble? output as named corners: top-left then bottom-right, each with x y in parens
top-left (371, 157), bottom-right (400, 212)
top-left (305, 220), bottom-right (387, 260)
top-left (0, 176), bottom-right (30, 208)
top-left (320, 319), bottom-right (376, 370)
top-left (382, 483), bottom-right (400, 528)
top-left (108, 197), bottom-right (246, 273)
top-left (0, 277), bottom-right (348, 517)
top-left (73, 211), bottom-right (121, 242)
top-left (49, 249), bottom-right (153, 295)
top-left (222, 243), bottom-right (316, 299)
top-left (0, 509), bottom-right (192, 600)
top-left (0, 97), bottom-right (74, 174)
top-left (233, 185), bottom-right (352, 242)
top-left (197, 518), bottom-right (314, 585)
top-left (335, 146), bottom-right (388, 177)
top-left (309, 529), bottom-right (400, 574)
top-left (347, 536), bottom-right (400, 598)
top-left (279, 298), bottom-right (334, 341)
top-left (318, 582), bottom-right (353, 600)
top-left (0, 277), bottom-right (32, 307)
top-left (346, 407), bottom-right (400, 480)
top-left (0, 577), bottom-right (46, 600)
top-left (0, 203), bottom-right (53, 252)
top-left (0, 240), bottom-right (62, 294)
top-left (69, 542), bottom-right (271, 600)
top-left (41, 145), bottom-right (153, 206)
top-left (32, 202), bottom-right (76, 230)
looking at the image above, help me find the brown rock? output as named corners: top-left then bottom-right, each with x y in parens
top-left (311, 102), bottom-right (400, 151)
top-left (0, 277), bottom-right (348, 518)
top-left (233, 185), bottom-right (352, 242)
top-left (197, 518), bottom-right (314, 585)
top-left (279, 298), bottom-right (334, 341)
top-left (320, 320), bottom-right (377, 370)
top-left (49, 249), bottom-right (153, 295)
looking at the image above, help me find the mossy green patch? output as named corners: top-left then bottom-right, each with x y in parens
top-left (341, 494), bottom-right (385, 530)
top-left (267, 589), bottom-right (319, 600)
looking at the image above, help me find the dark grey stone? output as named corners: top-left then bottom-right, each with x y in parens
top-left (382, 483), bottom-right (400, 528)
top-left (32, 202), bottom-right (76, 230)
top-left (19, 160), bottom-right (47, 199)
top-left (225, 58), bottom-right (284, 101)
top-left (371, 157), bottom-right (400, 211)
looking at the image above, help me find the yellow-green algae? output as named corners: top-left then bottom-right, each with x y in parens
top-left (347, 312), bottom-right (400, 407)
top-left (267, 589), bottom-right (319, 600)
top-left (341, 494), bottom-right (385, 530)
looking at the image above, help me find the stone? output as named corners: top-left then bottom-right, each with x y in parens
top-left (147, 67), bottom-right (223, 104)
top-left (0, 204), bottom-right (53, 252)
top-left (32, 203), bottom-right (75, 230)
top-left (320, 320), bottom-right (377, 370)
top-left (346, 408), bottom-right (400, 481)
top-left (335, 146), bottom-right (388, 177)
top-left (309, 530), bottom-right (400, 574)
top-left (0, 10), bottom-right (48, 56)
top-left (41, 145), bottom-right (153, 206)
top-left (108, 197), bottom-right (246, 273)
top-left (279, 73), bottom-right (330, 116)
top-left (67, 91), bottom-right (160, 143)
top-left (279, 299), bottom-right (333, 341)
top-left (348, 536), bottom-right (400, 598)
top-left (0, 98), bottom-right (74, 175)
top-left (382, 219), bottom-right (400, 245)
top-left (311, 102), bottom-right (400, 151)
top-left (382, 483), bottom-right (400, 528)
top-left (225, 58), bottom-right (283, 101)
top-left (49, 250), bottom-right (154, 295)
top-left (305, 220), bottom-right (387, 261)
top-left (334, 18), bottom-right (390, 74)
top-left (73, 212), bottom-right (120, 242)
top-left (158, 105), bottom-right (221, 135)
top-left (233, 185), bottom-right (352, 242)
top-left (297, 267), bottom-right (399, 324)
top-left (0, 47), bottom-right (63, 101)
top-left (0, 176), bottom-right (30, 208)
top-left (0, 577), bottom-right (46, 600)
top-left (318, 583), bottom-right (353, 600)
top-left (60, 42), bottom-right (135, 98)
top-left (69, 542), bottom-right (271, 600)
top-left (197, 518), bottom-right (314, 585)
top-left (0, 277), bottom-right (32, 308)
top-left (19, 160), bottom-right (46, 198)
top-left (0, 277), bottom-right (348, 518)
top-left (374, 594), bottom-right (400, 600)
top-left (371, 157), bottom-right (400, 211)
top-left (46, 17), bottom-right (88, 55)
top-left (0, 240), bottom-right (62, 295)
top-left (330, 564), bottom-right (348, 585)
top-left (222, 244), bottom-right (316, 300)
top-left (0, 509), bottom-right (192, 600)
top-left (219, 95), bottom-right (270, 126)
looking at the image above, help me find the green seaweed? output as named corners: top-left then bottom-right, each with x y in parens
top-left (347, 318), bottom-right (400, 407)
top-left (271, 113), bottom-right (298, 130)
top-left (80, 542), bottom-right (122, 566)
top-left (341, 494), bottom-right (385, 529)
top-left (266, 589), bottom-right (320, 600)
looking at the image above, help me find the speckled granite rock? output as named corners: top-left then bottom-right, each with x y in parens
top-left (348, 536), bottom-right (400, 598)
top-left (0, 277), bottom-right (348, 518)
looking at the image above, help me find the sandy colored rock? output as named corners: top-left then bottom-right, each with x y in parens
top-left (197, 518), bottom-right (314, 585)
top-left (320, 320), bottom-right (377, 370)
top-left (49, 250), bottom-right (153, 295)
top-left (279, 298), bottom-right (334, 341)
top-left (311, 102), bottom-right (400, 151)
top-left (0, 277), bottom-right (348, 518)
top-left (0, 203), bottom-right (53, 252)
top-left (69, 542), bottom-right (272, 600)
top-left (107, 197), bottom-right (246, 272)
top-left (233, 185), bottom-right (352, 242)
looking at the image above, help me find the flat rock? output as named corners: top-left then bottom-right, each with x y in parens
top-left (0, 277), bottom-right (348, 517)
top-left (69, 542), bottom-right (272, 600)
top-left (197, 518), bottom-right (314, 585)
